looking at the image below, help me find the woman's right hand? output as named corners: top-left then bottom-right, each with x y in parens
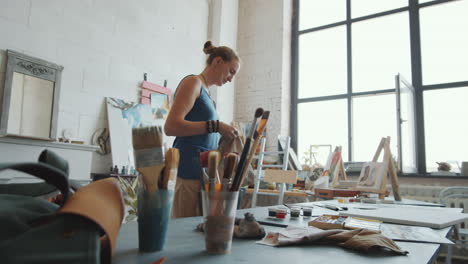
top-left (218, 121), bottom-right (238, 139)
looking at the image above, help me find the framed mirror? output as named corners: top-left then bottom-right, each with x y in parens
top-left (0, 50), bottom-right (63, 140)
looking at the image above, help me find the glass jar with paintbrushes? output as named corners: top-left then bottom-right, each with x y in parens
top-left (201, 151), bottom-right (239, 254)
top-left (201, 108), bottom-right (271, 254)
top-left (132, 126), bottom-right (180, 252)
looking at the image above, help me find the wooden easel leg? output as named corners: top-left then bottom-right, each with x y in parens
top-left (340, 161), bottom-right (347, 181)
top-left (356, 137), bottom-right (401, 201)
top-left (372, 138), bottom-right (386, 162)
top-left (378, 138), bottom-right (390, 199)
top-left (388, 159), bottom-right (402, 201)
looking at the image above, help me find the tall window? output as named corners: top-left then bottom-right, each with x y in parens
top-left (292, 0), bottom-right (468, 175)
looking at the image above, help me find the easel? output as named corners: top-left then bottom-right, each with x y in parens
top-left (314, 148), bottom-right (354, 200)
top-left (357, 137), bottom-right (401, 201)
top-left (328, 146), bottom-right (347, 188)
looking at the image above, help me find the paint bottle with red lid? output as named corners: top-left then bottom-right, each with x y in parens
top-left (275, 208), bottom-right (287, 219)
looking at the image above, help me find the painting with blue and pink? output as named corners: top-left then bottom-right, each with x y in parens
top-left (106, 97), bottom-right (159, 170)
top-left (151, 93), bottom-right (170, 119)
top-left (122, 104), bottom-right (156, 128)
top-left (107, 97), bottom-right (156, 128)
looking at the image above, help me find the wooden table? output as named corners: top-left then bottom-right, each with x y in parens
top-left (113, 201), bottom-right (451, 264)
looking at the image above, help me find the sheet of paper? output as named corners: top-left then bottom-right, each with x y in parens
top-left (340, 206), bottom-right (467, 228)
top-left (381, 223), bottom-right (453, 244)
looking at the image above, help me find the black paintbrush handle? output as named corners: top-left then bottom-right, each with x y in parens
top-left (231, 138), bottom-right (251, 191)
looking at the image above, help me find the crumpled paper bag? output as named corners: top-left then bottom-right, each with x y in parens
top-left (258, 226), bottom-right (408, 255)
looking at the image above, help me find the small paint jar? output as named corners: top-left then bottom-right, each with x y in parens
top-left (335, 197), bottom-right (348, 203)
top-left (290, 207), bottom-right (301, 218)
top-left (276, 208), bottom-right (287, 219)
top-left (268, 207), bottom-right (277, 217)
top-left (302, 207), bottom-right (312, 217)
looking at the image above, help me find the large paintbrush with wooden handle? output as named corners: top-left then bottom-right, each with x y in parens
top-left (132, 126), bottom-right (164, 194)
top-left (160, 148), bottom-right (179, 190)
top-left (221, 153), bottom-right (238, 192)
top-left (238, 111), bottom-right (270, 186)
top-left (230, 108), bottom-right (264, 191)
top-left (208, 150), bottom-right (221, 195)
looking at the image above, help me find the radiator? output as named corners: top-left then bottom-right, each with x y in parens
top-left (397, 185), bottom-right (468, 227)
top-left (396, 184), bottom-right (468, 260)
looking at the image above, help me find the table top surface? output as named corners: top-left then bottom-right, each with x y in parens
top-left (113, 200), bottom-right (452, 264)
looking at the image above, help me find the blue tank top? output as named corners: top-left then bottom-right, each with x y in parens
top-left (172, 76), bottom-right (220, 180)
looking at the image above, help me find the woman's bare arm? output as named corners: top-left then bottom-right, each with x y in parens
top-left (165, 75), bottom-right (238, 139)
top-left (164, 76), bottom-right (208, 137)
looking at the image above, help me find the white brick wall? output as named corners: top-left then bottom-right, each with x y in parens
top-left (208, 0), bottom-right (239, 124)
top-left (236, 0), bottom-right (292, 151)
top-left (0, 0), bottom-right (209, 174)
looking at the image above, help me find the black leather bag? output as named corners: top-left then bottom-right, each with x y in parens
top-left (0, 150), bottom-right (102, 264)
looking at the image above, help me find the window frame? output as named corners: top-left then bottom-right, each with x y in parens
top-left (291, 0), bottom-right (468, 175)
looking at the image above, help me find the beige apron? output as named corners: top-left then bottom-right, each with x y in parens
top-left (171, 177), bottom-right (202, 218)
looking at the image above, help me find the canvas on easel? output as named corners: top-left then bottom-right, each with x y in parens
top-left (322, 146), bottom-right (347, 188)
top-left (355, 137), bottom-right (401, 201)
top-left (356, 162), bottom-right (385, 190)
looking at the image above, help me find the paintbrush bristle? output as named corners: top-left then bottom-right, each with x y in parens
top-left (256, 112), bottom-right (270, 137)
top-left (254, 108), bottom-right (264, 118)
top-left (247, 108), bottom-right (264, 139)
top-left (255, 111), bottom-right (270, 138)
top-left (132, 125), bottom-right (163, 150)
top-left (208, 151), bottom-right (221, 180)
top-left (223, 153), bottom-right (238, 180)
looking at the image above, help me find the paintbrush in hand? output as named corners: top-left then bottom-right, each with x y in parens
top-left (132, 126), bottom-right (164, 194)
top-left (231, 108), bottom-right (264, 191)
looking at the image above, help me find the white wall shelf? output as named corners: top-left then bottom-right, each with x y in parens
top-left (0, 136), bottom-right (99, 152)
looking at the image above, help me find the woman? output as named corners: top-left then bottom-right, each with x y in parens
top-left (164, 41), bottom-right (240, 218)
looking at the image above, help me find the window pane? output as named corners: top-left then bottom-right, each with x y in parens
top-left (297, 99), bottom-right (348, 165)
top-left (352, 0), bottom-right (407, 18)
top-left (352, 94), bottom-right (398, 162)
top-left (352, 12), bottom-right (411, 92)
top-left (299, 0), bottom-right (346, 30)
top-left (299, 27), bottom-right (347, 98)
top-left (420, 0), bottom-right (468, 85)
top-left (397, 75), bottom-right (417, 173)
top-left (424, 87), bottom-right (468, 173)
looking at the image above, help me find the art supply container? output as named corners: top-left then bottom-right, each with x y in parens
top-left (201, 190), bottom-right (239, 254)
top-left (290, 207), bottom-right (301, 218)
top-left (335, 197), bottom-right (349, 203)
top-left (137, 189), bottom-right (174, 252)
top-left (276, 208), bottom-right (287, 219)
top-left (303, 207), bottom-right (313, 217)
top-left (268, 207), bottom-right (277, 217)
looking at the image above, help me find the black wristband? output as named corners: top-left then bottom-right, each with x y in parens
top-left (206, 120), bottom-right (212, 133)
top-left (207, 120), bottom-right (220, 133)
top-left (211, 120), bottom-right (216, 133)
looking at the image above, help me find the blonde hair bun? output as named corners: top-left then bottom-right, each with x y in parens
top-left (203, 41), bottom-right (216, 55)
